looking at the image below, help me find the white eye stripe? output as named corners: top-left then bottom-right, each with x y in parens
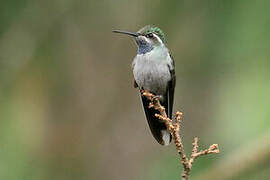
top-left (153, 33), bottom-right (163, 44)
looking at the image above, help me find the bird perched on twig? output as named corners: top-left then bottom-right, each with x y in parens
top-left (113, 25), bottom-right (176, 146)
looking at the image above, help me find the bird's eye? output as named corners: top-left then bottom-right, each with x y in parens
top-left (146, 33), bottom-right (154, 38)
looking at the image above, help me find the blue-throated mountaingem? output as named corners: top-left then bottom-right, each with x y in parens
top-left (113, 25), bottom-right (176, 146)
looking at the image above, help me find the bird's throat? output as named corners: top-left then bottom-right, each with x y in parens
top-left (137, 41), bottom-right (153, 54)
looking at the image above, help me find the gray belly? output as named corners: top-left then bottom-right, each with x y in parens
top-left (133, 62), bottom-right (171, 95)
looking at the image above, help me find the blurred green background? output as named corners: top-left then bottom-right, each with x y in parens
top-left (1, 0), bottom-right (270, 179)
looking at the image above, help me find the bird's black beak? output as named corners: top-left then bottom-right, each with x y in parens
top-left (112, 30), bottom-right (139, 37)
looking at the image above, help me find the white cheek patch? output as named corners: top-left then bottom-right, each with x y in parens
top-left (153, 34), bottom-right (163, 44)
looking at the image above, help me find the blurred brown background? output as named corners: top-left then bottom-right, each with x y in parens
top-left (1, 0), bottom-right (270, 179)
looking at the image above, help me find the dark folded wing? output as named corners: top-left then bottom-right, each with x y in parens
top-left (167, 54), bottom-right (176, 119)
top-left (141, 95), bottom-right (168, 145)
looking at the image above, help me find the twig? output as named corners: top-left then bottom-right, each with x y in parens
top-left (195, 132), bottom-right (270, 180)
top-left (142, 90), bottom-right (220, 180)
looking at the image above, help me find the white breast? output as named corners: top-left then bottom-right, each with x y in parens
top-left (132, 48), bottom-right (171, 95)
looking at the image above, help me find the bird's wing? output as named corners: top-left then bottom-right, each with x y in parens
top-left (134, 80), bottom-right (138, 88)
top-left (132, 60), bottom-right (138, 88)
top-left (141, 94), bottom-right (169, 145)
top-left (167, 54), bottom-right (176, 119)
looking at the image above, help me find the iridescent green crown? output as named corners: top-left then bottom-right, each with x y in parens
top-left (138, 25), bottom-right (166, 43)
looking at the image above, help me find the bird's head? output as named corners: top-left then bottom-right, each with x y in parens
top-left (113, 25), bottom-right (166, 54)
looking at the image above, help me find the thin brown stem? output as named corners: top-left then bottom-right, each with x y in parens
top-left (142, 90), bottom-right (220, 180)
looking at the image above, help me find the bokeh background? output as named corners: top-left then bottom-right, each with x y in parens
top-left (1, 0), bottom-right (270, 179)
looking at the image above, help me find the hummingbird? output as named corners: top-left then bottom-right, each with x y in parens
top-left (113, 25), bottom-right (176, 146)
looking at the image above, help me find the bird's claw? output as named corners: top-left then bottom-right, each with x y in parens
top-left (153, 95), bottom-right (161, 100)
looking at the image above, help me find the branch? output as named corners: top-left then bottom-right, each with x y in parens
top-left (195, 132), bottom-right (270, 180)
top-left (142, 90), bottom-right (220, 180)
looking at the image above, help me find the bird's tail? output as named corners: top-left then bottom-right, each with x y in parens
top-left (141, 95), bottom-right (171, 146)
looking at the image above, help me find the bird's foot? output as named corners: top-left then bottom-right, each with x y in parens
top-left (140, 89), bottom-right (161, 101)
top-left (153, 95), bottom-right (161, 101)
